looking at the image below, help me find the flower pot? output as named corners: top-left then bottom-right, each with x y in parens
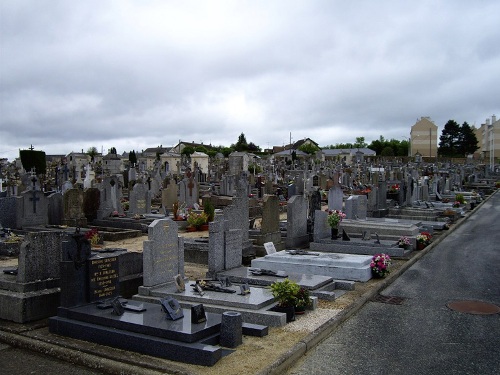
top-left (200, 224), bottom-right (209, 231)
top-left (331, 227), bottom-right (339, 240)
top-left (416, 242), bottom-right (426, 250)
top-left (271, 305), bottom-right (295, 322)
top-left (186, 226), bottom-right (197, 232)
top-left (294, 306), bottom-right (306, 315)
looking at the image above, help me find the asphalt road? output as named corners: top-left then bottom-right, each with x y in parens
top-left (287, 192), bottom-right (500, 375)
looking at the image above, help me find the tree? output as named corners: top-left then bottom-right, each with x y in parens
top-left (247, 142), bottom-right (261, 152)
top-left (129, 150), bottom-right (137, 166)
top-left (86, 147), bottom-right (99, 163)
top-left (233, 133), bottom-right (249, 152)
top-left (181, 146), bottom-right (195, 156)
top-left (298, 143), bottom-right (320, 155)
top-left (458, 122), bottom-right (479, 156)
top-left (354, 137), bottom-right (367, 148)
top-left (438, 120), bottom-right (477, 157)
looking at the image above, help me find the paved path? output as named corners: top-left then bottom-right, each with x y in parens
top-left (287, 192), bottom-right (500, 375)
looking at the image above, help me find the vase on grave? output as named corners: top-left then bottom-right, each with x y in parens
top-left (331, 227), bottom-right (339, 240)
top-left (417, 242), bottom-right (426, 250)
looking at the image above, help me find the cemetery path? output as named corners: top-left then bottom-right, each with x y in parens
top-left (286, 191), bottom-right (500, 375)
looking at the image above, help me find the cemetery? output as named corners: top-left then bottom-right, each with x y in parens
top-left (0, 143), bottom-right (498, 372)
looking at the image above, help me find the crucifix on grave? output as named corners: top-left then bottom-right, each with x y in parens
top-left (186, 170), bottom-right (194, 198)
top-left (29, 174), bottom-right (40, 213)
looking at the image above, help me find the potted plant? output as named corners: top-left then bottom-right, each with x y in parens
top-left (416, 231), bottom-right (432, 250)
top-left (84, 228), bottom-right (102, 248)
top-left (203, 200), bottom-right (215, 223)
top-left (397, 236), bottom-right (411, 249)
top-left (270, 278), bottom-right (300, 322)
top-left (370, 253), bottom-right (391, 278)
top-left (294, 287), bottom-right (312, 314)
top-left (326, 209), bottom-right (346, 239)
top-left (187, 211), bottom-right (208, 230)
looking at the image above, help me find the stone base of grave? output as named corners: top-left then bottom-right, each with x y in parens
top-left (0, 271), bottom-right (60, 323)
top-left (215, 266), bottom-right (353, 302)
top-left (251, 251), bottom-right (373, 282)
top-left (310, 238), bottom-right (412, 257)
top-left (135, 280), bottom-right (318, 327)
top-left (49, 301), bottom-right (267, 366)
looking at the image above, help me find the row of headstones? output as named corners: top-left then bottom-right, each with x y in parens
top-left (0, 175), bottom-right (124, 229)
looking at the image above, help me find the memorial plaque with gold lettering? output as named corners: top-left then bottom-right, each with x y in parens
top-left (88, 255), bottom-right (120, 302)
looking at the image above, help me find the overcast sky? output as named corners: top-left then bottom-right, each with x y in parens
top-left (1, 0), bottom-right (499, 161)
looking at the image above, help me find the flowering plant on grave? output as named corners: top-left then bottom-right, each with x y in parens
top-left (84, 228), bottom-right (101, 247)
top-left (294, 287), bottom-right (312, 309)
top-left (416, 231), bottom-right (432, 244)
top-left (388, 184), bottom-right (400, 193)
top-left (326, 209), bottom-right (346, 228)
top-left (454, 193), bottom-right (466, 204)
top-left (186, 211), bottom-right (208, 228)
top-left (398, 236), bottom-right (411, 247)
top-left (452, 201), bottom-right (461, 208)
top-left (370, 253), bottom-right (391, 278)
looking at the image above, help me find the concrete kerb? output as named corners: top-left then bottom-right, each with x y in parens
top-left (258, 191), bottom-right (496, 375)
top-left (0, 329), bottom-right (194, 375)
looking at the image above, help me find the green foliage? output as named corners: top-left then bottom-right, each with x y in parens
top-left (270, 279), bottom-right (300, 307)
top-left (221, 147), bottom-right (233, 157)
top-left (128, 150), bottom-right (137, 165)
top-left (354, 137), bottom-right (367, 148)
top-left (458, 122), bottom-right (479, 156)
top-left (233, 133), bottom-right (249, 152)
top-left (86, 147), bottom-right (99, 162)
top-left (367, 136), bottom-right (407, 156)
top-left (206, 150), bottom-right (218, 158)
top-left (298, 143), bottom-right (320, 154)
top-left (248, 163), bottom-right (262, 174)
top-left (380, 146), bottom-right (395, 156)
top-left (195, 146), bottom-right (208, 154)
top-left (20, 149), bottom-right (46, 175)
top-left (203, 200), bottom-right (215, 222)
top-left (181, 146), bottom-right (195, 156)
top-left (438, 120), bottom-right (461, 157)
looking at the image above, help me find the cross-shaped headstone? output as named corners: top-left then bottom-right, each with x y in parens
top-left (30, 177), bottom-right (40, 213)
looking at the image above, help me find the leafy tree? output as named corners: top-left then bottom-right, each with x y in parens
top-left (221, 147), bottom-right (233, 157)
top-left (129, 150), bottom-right (137, 166)
top-left (181, 146), bottom-right (195, 156)
top-left (195, 146), bottom-right (208, 154)
top-left (206, 150), bottom-right (217, 158)
top-left (247, 142), bottom-right (261, 152)
top-left (458, 122), bottom-right (479, 156)
top-left (438, 120), bottom-right (462, 157)
top-left (109, 147), bottom-right (117, 154)
top-left (380, 146), bottom-right (395, 156)
top-left (354, 137), bottom-right (367, 148)
top-left (233, 133), bottom-right (249, 152)
top-left (298, 143), bottom-right (320, 155)
top-left (86, 147), bottom-right (99, 162)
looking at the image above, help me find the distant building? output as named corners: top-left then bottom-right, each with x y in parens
top-left (477, 115), bottom-right (499, 168)
top-left (319, 148), bottom-right (376, 164)
top-left (410, 117), bottom-right (438, 157)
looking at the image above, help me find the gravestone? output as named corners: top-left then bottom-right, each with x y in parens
top-left (129, 182), bottom-right (151, 215)
top-left (47, 192), bottom-right (63, 225)
top-left (62, 188), bottom-right (87, 227)
top-left (162, 181), bottom-right (178, 212)
top-left (344, 195), bottom-right (359, 219)
top-left (179, 171), bottom-right (198, 208)
top-left (0, 231), bottom-right (62, 322)
top-left (97, 176), bottom-right (123, 219)
top-left (0, 196), bottom-right (22, 229)
top-left (357, 194), bottom-right (367, 220)
top-left (263, 242), bottom-right (277, 254)
top-left (207, 215), bottom-right (243, 277)
top-left (286, 195), bottom-right (309, 248)
top-left (88, 255), bottom-right (120, 302)
top-left (20, 189), bottom-right (49, 228)
top-left (328, 186), bottom-right (343, 211)
top-left (142, 218), bottom-right (184, 288)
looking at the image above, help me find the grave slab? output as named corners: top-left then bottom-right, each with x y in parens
top-left (251, 251), bottom-right (373, 282)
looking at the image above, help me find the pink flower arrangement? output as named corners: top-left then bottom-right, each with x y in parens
top-left (370, 253), bottom-right (391, 277)
top-left (326, 209), bottom-right (346, 228)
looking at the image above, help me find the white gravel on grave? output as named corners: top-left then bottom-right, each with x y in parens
top-left (282, 308), bottom-right (343, 333)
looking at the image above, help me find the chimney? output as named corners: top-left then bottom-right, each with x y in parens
top-left (492, 115), bottom-right (497, 123)
top-left (486, 119), bottom-right (490, 126)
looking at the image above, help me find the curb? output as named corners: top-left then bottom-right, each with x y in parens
top-left (258, 191), bottom-right (496, 375)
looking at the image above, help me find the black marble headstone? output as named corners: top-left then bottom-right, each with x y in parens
top-left (191, 304), bottom-right (206, 324)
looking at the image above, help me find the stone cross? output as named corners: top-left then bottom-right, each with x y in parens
top-left (30, 183), bottom-right (40, 213)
